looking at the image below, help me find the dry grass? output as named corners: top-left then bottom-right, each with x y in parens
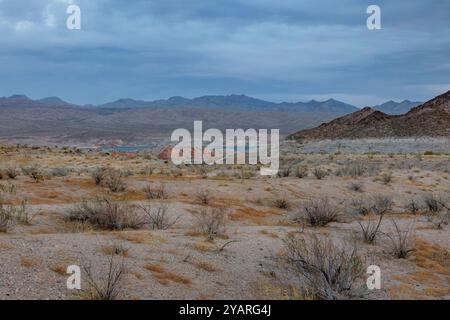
top-left (192, 241), bottom-right (214, 252)
top-left (50, 264), bottom-right (68, 276)
top-left (192, 260), bottom-right (219, 272)
top-left (0, 242), bottom-right (14, 250)
top-left (260, 229), bottom-right (279, 238)
top-left (389, 239), bottom-right (450, 299)
top-left (145, 263), bottom-right (192, 285)
top-left (413, 239), bottom-right (450, 277)
top-left (114, 231), bottom-right (166, 245)
top-left (230, 206), bottom-right (275, 224)
top-left (98, 244), bottom-right (130, 257)
top-left (20, 257), bottom-right (40, 268)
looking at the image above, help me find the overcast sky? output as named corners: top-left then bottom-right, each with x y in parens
top-left (0, 0), bottom-right (449, 106)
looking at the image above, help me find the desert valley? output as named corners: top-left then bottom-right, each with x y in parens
top-left (0, 90), bottom-right (449, 300)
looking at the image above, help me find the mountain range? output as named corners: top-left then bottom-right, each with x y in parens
top-left (1, 94), bottom-right (422, 115)
top-left (287, 90), bottom-right (450, 141)
top-left (0, 93), bottom-right (433, 143)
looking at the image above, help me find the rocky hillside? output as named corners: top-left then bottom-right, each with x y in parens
top-left (287, 90), bottom-right (450, 141)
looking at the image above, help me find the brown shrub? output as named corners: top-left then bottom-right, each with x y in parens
top-left (283, 234), bottom-right (366, 300)
top-left (294, 198), bottom-right (340, 227)
top-left (195, 189), bottom-right (213, 205)
top-left (191, 206), bottom-right (228, 240)
top-left (66, 197), bottom-right (143, 230)
top-left (83, 253), bottom-right (126, 300)
top-left (143, 183), bottom-right (168, 200)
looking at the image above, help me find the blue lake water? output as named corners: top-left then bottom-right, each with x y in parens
top-left (98, 145), bottom-right (152, 152)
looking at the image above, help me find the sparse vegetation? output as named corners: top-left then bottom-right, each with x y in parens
top-left (380, 172), bottom-right (393, 185)
top-left (102, 169), bottom-right (126, 192)
top-left (5, 167), bottom-right (20, 179)
top-left (386, 219), bottom-right (415, 259)
top-left (92, 167), bottom-right (107, 185)
top-left (283, 234), bottom-right (365, 300)
top-left (143, 183), bottom-right (168, 200)
top-left (67, 197), bottom-right (143, 230)
top-left (406, 198), bottom-right (421, 215)
top-left (30, 168), bottom-right (45, 183)
top-left (313, 167), bottom-right (328, 180)
top-left (294, 165), bottom-right (308, 178)
top-left (139, 204), bottom-right (179, 230)
top-left (348, 181), bottom-right (364, 192)
top-left (423, 193), bottom-right (447, 213)
top-left (371, 194), bottom-right (393, 215)
top-left (0, 205), bottom-right (13, 232)
top-left (195, 189), bottom-right (213, 205)
top-left (192, 206), bottom-right (228, 241)
top-left (83, 253), bottom-right (126, 300)
top-left (273, 196), bottom-right (290, 210)
top-left (294, 198), bottom-right (340, 227)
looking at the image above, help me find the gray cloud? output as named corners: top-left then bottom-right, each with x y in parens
top-left (0, 0), bottom-right (448, 105)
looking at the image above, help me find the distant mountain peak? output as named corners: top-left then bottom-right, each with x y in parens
top-left (9, 94), bottom-right (30, 100)
top-left (38, 96), bottom-right (70, 105)
top-left (373, 99), bottom-right (422, 115)
top-left (287, 90), bottom-right (450, 141)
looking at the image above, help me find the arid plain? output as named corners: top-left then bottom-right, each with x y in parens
top-left (0, 139), bottom-right (449, 300)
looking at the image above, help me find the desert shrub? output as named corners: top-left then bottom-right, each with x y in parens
top-left (50, 167), bottom-right (69, 177)
top-left (100, 243), bottom-right (130, 257)
top-left (313, 167), bottom-right (328, 180)
top-left (422, 193), bottom-right (447, 213)
top-left (14, 200), bottom-right (31, 225)
top-left (277, 167), bottom-right (291, 178)
top-left (405, 198), bottom-right (421, 215)
top-left (67, 197), bottom-right (143, 230)
top-left (6, 167), bottom-right (20, 179)
top-left (92, 167), bottom-right (107, 185)
top-left (121, 169), bottom-right (133, 177)
top-left (336, 162), bottom-right (366, 177)
top-left (197, 165), bottom-right (209, 179)
top-left (273, 196), bottom-right (290, 210)
top-left (0, 205), bottom-right (14, 232)
top-left (83, 253), bottom-right (126, 300)
top-left (294, 165), bottom-right (308, 178)
top-left (30, 168), bottom-right (44, 183)
top-left (380, 172), bottom-right (393, 185)
top-left (357, 205), bottom-right (386, 244)
top-left (283, 234), bottom-right (365, 300)
top-left (295, 198), bottom-right (340, 227)
top-left (170, 168), bottom-right (183, 177)
top-left (195, 189), bottom-right (213, 205)
top-left (21, 165), bottom-right (38, 176)
top-left (349, 198), bottom-right (371, 216)
top-left (430, 211), bottom-right (450, 230)
top-left (141, 165), bottom-right (154, 176)
top-left (139, 204), bottom-right (179, 230)
top-left (102, 169), bottom-right (126, 192)
top-left (386, 219), bottom-right (415, 259)
top-left (371, 194), bottom-right (393, 215)
top-left (348, 182), bottom-right (364, 192)
top-left (143, 183), bottom-right (168, 200)
top-left (192, 206), bottom-right (228, 241)
top-left (358, 216), bottom-right (383, 244)
top-left (233, 166), bottom-right (255, 180)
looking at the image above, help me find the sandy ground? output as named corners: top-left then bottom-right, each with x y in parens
top-left (0, 144), bottom-right (449, 300)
